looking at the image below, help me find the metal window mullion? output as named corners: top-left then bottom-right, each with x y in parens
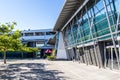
top-left (70, 20), bottom-right (75, 45)
top-left (72, 19), bottom-right (76, 44)
top-left (69, 23), bottom-right (73, 45)
top-left (108, 0), bottom-right (116, 27)
top-left (75, 16), bottom-right (79, 44)
top-left (78, 24), bottom-right (87, 64)
top-left (81, 30), bottom-right (89, 65)
top-left (77, 16), bottom-right (84, 63)
top-left (80, 11), bottom-right (89, 65)
top-left (111, 47), bottom-right (113, 70)
top-left (75, 15), bottom-right (82, 63)
top-left (66, 27), bottom-right (69, 46)
top-left (68, 27), bottom-right (71, 46)
top-left (80, 29), bottom-right (120, 45)
top-left (114, 9), bottom-right (120, 66)
top-left (82, 37), bottom-right (89, 65)
top-left (103, 0), bottom-right (120, 70)
top-left (66, 28), bottom-right (69, 46)
top-left (78, 11), bottom-right (91, 65)
top-left (78, 28), bottom-right (120, 45)
top-left (86, 6), bottom-right (99, 66)
top-left (82, 36), bottom-right (89, 65)
top-left (77, 16), bottom-right (88, 65)
top-left (77, 19), bottom-right (88, 65)
top-left (115, 11), bottom-right (120, 38)
top-left (70, 20), bottom-right (77, 61)
top-left (92, 3), bottom-right (103, 68)
top-left (104, 42), bottom-right (107, 68)
top-left (85, 46), bottom-right (90, 65)
top-left (76, 10), bottom-right (84, 43)
top-left (92, 4), bottom-right (99, 38)
top-left (95, 5), bottom-right (104, 15)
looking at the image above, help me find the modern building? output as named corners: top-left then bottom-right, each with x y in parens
top-left (51, 0), bottom-right (120, 70)
top-left (20, 29), bottom-right (55, 57)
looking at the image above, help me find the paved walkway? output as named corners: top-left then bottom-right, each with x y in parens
top-left (0, 59), bottom-right (120, 80)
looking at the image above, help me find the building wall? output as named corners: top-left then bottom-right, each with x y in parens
top-left (56, 32), bottom-right (67, 59)
top-left (60, 0), bottom-right (120, 70)
top-left (20, 29), bottom-right (55, 49)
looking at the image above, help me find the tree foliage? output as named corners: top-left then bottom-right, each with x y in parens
top-left (0, 22), bottom-right (16, 34)
top-left (21, 45), bottom-right (39, 53)
top-left (0, 22), bottom-right (38, 63)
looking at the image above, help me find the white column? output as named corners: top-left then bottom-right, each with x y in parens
top-left (56, 32), bottom-right (67, 59)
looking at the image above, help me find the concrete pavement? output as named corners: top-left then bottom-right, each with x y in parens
top-left (0, 59), bottom-right (120, 80)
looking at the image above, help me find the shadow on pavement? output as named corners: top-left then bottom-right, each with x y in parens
top-left (0, 63), bottom-right (68, 80)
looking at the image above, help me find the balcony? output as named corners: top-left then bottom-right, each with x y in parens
top-left (20, 35), bottom-right (54, 42)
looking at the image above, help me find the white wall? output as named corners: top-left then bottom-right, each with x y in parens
top-left (56, 32), bottom-right (67, 59)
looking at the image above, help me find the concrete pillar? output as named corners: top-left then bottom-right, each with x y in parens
top-left (90, 47), bottom-right (97, 66)
top-left (96, 44), bottom-right (103, 68)
top-left (56, 32), bottom-right (67, 59)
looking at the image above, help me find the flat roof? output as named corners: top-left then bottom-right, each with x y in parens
top-left (21, 29), bottom-right (53, 33)
top-left (53, 0), bottom-right (84, 31)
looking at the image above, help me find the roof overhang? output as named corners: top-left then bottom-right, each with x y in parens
top-left (47, 38), bottom-right (56, 45)
top-left (53, 0), bottom-right (84, 31)
top-left (53, 0), bottom-right (99, 31)
top-left (47, 34), bottom-right (57, 45)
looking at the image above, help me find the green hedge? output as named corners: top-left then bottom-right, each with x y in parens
top-left (0, 51), bottom-right (36, 59)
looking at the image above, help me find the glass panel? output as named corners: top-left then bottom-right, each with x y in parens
top-left (72, 24), bottom-right (78, 44)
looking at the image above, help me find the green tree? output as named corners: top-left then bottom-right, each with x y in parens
top-left (0, 22), bottom-right (16, 64)
top-left (0, 22), bottom-right (38, 64)
top-left (21, 45), bottom-right (39, 58)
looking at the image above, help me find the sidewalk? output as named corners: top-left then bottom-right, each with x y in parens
top-left (0, 59), bottom-right (120, 80)
top-left (44, 60), bottom-right (120, 80)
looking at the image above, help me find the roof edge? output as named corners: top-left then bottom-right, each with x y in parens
top-left (53, 0), bottom-right (67, 31)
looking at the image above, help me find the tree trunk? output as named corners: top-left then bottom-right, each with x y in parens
top-left (35, 52), bottom-right (37, 58)
top-left (4, 48), bottom-right (6, 64)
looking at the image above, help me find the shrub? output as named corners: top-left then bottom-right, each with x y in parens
top-left (47, 55), bottom-right (55, 60)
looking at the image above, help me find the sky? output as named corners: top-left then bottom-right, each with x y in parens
top-left (0, 0), bottom-right (64, 30)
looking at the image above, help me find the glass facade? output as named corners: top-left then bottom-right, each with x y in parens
top-left (62, 0), bottom-right (120, 70)
top-left (63, 0), bottom-right (120, 47)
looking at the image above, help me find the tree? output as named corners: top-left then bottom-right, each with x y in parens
top-left (0, 22), bottom-right (38, 64)
top-left (0, 22), bottom-right (16, 64)
top-left (20, 45), bottom-right (39, 58)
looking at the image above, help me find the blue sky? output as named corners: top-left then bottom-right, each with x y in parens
top-left (0, 0), bottom-right (64, 30)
